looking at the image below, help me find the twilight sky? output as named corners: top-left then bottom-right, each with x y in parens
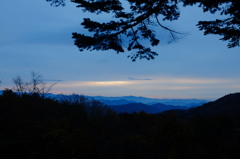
top-left (0, 0), bottom-right (239, 100)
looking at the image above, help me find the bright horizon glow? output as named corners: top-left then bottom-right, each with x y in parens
top-left (57, 81), bottom-right (133, 87)
top-left (50, 77), bottom-right (240, 100)
top-left (1, 76), bottom-right (239, 100)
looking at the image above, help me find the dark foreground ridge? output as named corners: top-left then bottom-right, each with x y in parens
top-left (1, 89), bottom-right (240, 159)
top-left (189, 92), bottom-right (240, 116)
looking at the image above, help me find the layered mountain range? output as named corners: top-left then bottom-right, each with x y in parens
top-left (88, 95), bottom-right (209, 113)
top-left (89, 95), bottom-right (209, 107)
top-left (2, 90), bottom-right (240, 115)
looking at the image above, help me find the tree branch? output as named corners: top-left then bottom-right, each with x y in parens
top-left (111, 1), bottom-right (165, 37)
top-left (155, 13), bottom-right (185, 43)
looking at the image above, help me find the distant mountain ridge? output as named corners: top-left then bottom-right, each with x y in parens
top-left (0, 90), bottom-right (209, 107)
top-left (0, 90), bottom-right (209, 114)
top-left (109, 102), bottom-right (188, 114)
top-left (2, 90), bottom-right (240, 116)
top-left (88, 95), bottom-right (209, 107)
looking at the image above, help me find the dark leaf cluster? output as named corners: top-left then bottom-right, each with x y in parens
top-left (69, 0), bottom-right (180, 61)
top-left (46, 0), bottom-right (66, 6)
top-left (183, 0), bottom-right (240, 48)
top-left (72, 0), bottom-right (124, 13)
top-left (46, 0), bottom-right (239, 61)
top-left (198, 18), bottom-right (239, 48)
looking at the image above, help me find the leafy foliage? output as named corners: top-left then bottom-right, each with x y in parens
top-left (46, 0), bottom-right (239, 61)
top-left (71, 0), bottom-right (181, 61)
top-left (183, 0), bottom-right (240, 48)
top-left (46, 0), bottom-right (65, 6)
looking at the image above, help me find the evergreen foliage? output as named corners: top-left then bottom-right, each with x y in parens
top-left (46, 0), bottom-right (239, 61)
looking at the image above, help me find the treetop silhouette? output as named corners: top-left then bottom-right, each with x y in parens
top-left (46, 0), bottom-right (239, 61)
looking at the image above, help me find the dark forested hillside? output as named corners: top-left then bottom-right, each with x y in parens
top-left (189, 92), bottom-right (240, 116)
top-left (1, 89), bottom-right (240, 159)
